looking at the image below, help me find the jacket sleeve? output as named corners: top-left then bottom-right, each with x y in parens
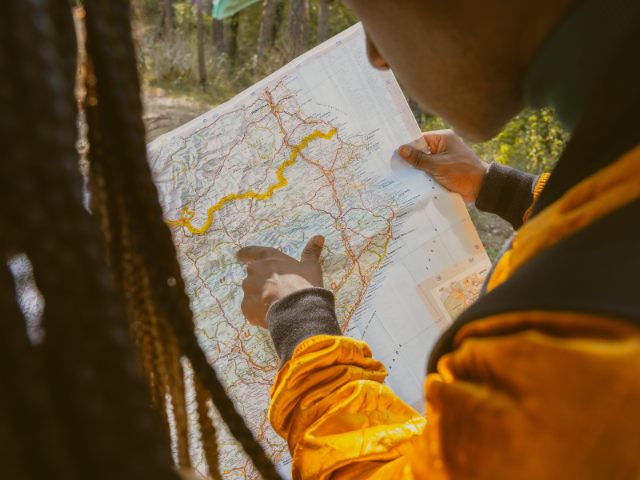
top-left (265, 289), bottom-right (426, 480)
top-left (475, 163), bottom-right (549, 229)
top-left (268, 335), bottom-right (426, 480)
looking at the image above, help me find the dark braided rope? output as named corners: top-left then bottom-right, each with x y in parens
top-left (0, 266), bottom-right (34, 479)
top-left (0, 0), bottom-right (179, 478)
top-left (87, 105), bottom-right (185, 476)
top-left (82, 0), bottom-right (282, 477)
top-left (0, 5), bottom-right (52, 479)
top-left (121, 206), bottom-right (177, 452)
top-left (0, 256), bottom-right (75, 480)
top-left (24, 6), bottom-right (177, 474)
top-left (0, 392), bottom-right (28, 479)
top-left (0, 251), bottom-right (50, 478)
top-left (160, 317), bottom-right (192, 469)
top-left (90, 152), bottom-right (190, 470)
top-left (0, 2), bottom-right (79, 478)
top-left (194, 375), bottom-right (224, 480)
top-left (46, 0), bottom-right (78, 109)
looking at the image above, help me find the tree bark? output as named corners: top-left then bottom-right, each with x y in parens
top-left (286, 0), bottom-right (309, 61)
top-left (273, 1), bottom-right (285, 41)
top-left (317, 0), bottom-right (329, 44)
top-left (196, 0), bottom-right (206, 86)
top-left (212, 18), bottom-right (225, 53)
top-left (302, 0), bottom-right (310, 50)
top-left (163, 0), bottom-right (174, 36)
top-left (227, 13), bottom-right (240, 65)
top-left (257, 0), bottom-right (280, 58)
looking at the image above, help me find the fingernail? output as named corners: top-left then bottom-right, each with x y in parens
top-left (314, 235), bottom-right (324, 247)
top-left (399, 145), bottom-right (412, 158)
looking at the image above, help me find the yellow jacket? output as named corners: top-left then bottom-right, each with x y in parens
top-left (268, 145), bottom-right (640, 480)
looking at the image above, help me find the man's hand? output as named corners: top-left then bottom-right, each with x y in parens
top-left (398, 130), bottom-right (489, 202)
top-left (236, 235), bottom-right (325, 329)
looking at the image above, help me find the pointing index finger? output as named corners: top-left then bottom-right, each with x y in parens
top-left (236, 246), bottom-right (263, 263)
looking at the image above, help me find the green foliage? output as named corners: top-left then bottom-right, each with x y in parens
top-left (420, 107), bottom-right (569, 174)
top-left (472, 108), bottom-right (569, 174)
top-left (173, 1), bottom-right (197, 33)
top-left (326, 2), bottom-right (358, 39)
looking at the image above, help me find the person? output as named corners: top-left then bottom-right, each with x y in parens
top-left (238, 0), bottom-right (640, 478)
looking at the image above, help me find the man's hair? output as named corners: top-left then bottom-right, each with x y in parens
top-left (0, 0), bottom-right (280, 478)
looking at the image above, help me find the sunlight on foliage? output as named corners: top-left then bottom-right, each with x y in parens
top-left (420, 108), bottom-right (569, 174)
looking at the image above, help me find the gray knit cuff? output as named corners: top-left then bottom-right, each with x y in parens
top-left (475, 162), bottom-right (540, 230)
top-left (265, 287), bottom-right (342, 368)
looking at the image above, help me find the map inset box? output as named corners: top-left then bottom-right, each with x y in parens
top-left (416, 253), bottom-right (492, 331)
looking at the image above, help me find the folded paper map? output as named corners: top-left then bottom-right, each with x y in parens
top-left (145, 22), bottom-right (489, 479)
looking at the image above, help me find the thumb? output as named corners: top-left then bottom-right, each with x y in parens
top-left (300, 235), bottom-right (324, 263)
top-left (398, 144), bottom-right (437, 173)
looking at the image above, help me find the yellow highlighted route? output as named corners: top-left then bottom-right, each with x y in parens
top-left (167, 128), bottom-right (337, 235)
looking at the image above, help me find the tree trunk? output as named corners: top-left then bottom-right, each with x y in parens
top-left (212, 18), bottom-right (225, 53)
top-left (163, 0), bottom-right (173, 36)
top-left (286, 0), bottom-right (309, 62)
top-left (196, 0), bottom-right (206, 86)
top-left (257, 0), bottom-right (280, 58)
top-left (317, 0), bottom-right (329, 44)
top-left (272, 1), bottom-right (285, 42)
top-left (227, 13), bottom-right (240, 65)
top-left (302, 1), bottom-right (310, 51)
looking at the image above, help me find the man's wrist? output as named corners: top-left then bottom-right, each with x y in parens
top-left (475, 162), bottom-right (539, 230)
top-left (266, 287), bottom-right (341, 368)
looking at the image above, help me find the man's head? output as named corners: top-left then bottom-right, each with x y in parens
top-left (343, 0), bottom-right (579, 142)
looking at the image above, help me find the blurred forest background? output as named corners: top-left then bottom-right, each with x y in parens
top-left (125, 0), bottom-right (570, 258)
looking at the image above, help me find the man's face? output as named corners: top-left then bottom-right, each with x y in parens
top-left (343, 0), bottom-right (575, 142)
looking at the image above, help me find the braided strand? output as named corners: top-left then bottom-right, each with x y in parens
top-left (195, 375), bottom-right (223, 480)
top-left (82, 0), bottom-right (283, 477)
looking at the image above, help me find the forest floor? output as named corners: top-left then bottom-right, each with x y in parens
top-left (139, 90), bottom-right (514, 262)
top-left (143, 90), bottom-right (214, 143)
